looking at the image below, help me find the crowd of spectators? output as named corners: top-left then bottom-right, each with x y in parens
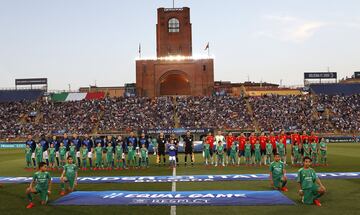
top-left (0, 94), bottom-right (359, 139)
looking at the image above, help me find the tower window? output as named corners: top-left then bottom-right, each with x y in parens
top-left (168, 18), bottom-right (180, 33)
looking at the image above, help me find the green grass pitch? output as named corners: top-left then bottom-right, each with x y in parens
top-left (0, 143), bottom-right (360, 215)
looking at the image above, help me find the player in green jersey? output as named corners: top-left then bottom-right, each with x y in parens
top-left (127, 142), bottom-right (136, 168)
top-left (310, 140), bottom-right (318, 166)
top-left (244, 141), bottom-right (252, 166)
top-left (25, 144), bottom-right (32, 168)
top-left (297, 156), bottom-right (326, 206)
top-left (151, 137), bottom-right (158, 156)
top-left (254, 141), bottom-right (261, 166)
top-left (35, 143), bottom-right (43, 166)
top-left (229, 142), bottom-right (237, 166)
top-left (106, 142), bottom-right (114, 170)
top-left (59, 142), bottom-right (67, 167)
top-left (81, 144), bottom-right (88, 170)
top-left (203, 143), bottom-right (211, 166)
top-left (26, 162), bottom-right (52, 208)
top-left (319, 138), bottom-right (328, 165)
top-left (60, 156), bottom-right (78, 196)
top-left (276, 141), bottom-right (285, 163)
top-left (293, 144), bottom-right (301, 166)
top-left (139, 144), bottom-right (149, 168)
top-left (115, 142), bottom-right (125, 169)
top-left (48, 143), bottom-right (56, 170)
top-left (265, 141), bottom-right (273, 165)
top-left (94, 143), bottom-right (103, 170)
top-left (303, 140), bottom-right (311, 157)
top-left (269, 153), bottom-right (288, 192)
top-left (69, 142), bottom-right (76, 164)
top-left (215, 141), bottom-right (225, 167)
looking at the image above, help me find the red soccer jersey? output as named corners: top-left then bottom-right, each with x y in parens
top-left (309, 135), bottom-right (319, 143)
top-left (291, 134), bottom-right (300, 145)
top-left (237, 136), bottom-right (246, 150)
top-left (279, 134), bottom-right (288, 148)
top-left (300, 134), bottom-right (309, 145)
top-left (205, 135), bottom-right (214, 149)
top-left (249, 136), bottom-right (257, 149)
top-left (226, 135), bottom-right (235, 149)
top-left (269, 135), bottom-right (278, 149)
top-left (259, 136), bottom-right (267, 150)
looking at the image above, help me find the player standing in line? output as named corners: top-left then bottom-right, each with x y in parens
top-left (25, 144), bottom-right (33, 168)
top-left (25, 135), bottom-right (37, 169)
top-left (157, 132), bottom-right (167, 166)
top-left (115, 141), bottom-right (125, 170)
top-left (297, 156), bottom-right (326, 206)
top-left (215, 140), bottom-right (225, 167)
top-left (249, 132), bottom-right (257, 165)
top-left (151, 136), bottom-right (158, 156)
top-left (81, 144), bottom-right (88, 170)
top-left (229, 142), bottom-right (237, 166)
top-left (50, 135), bottom-right (60, 168)
top-left (82, 134), bottom-right (94, 169)
top-left (291, 131), bottom-right (301, 165)
top-left (244, 140), bottom-right (252, 166)
top-left (279, 130), bottom-right (288, 164)
top-left (71, 133), bottom-right (82, 167)
top-left (265, 139), bottom-right (273, 165)
top-left (127, 142), bottom-right (136, 168)
top-left (237, 133), bottom-right (246, 165)
top-left (254, 140), bottom-right (261, 166)
top-left (319, 138), bottom-right (328, 166)
top-left (293, 142), bottom-right (301, 166)
top-left (39, 135), bottom-right (49, 166)
top-left (203, 141), bottom-right (211, 166)
top-left (226, 132), bottom-right (235, 165)
top-left (183, 131), bottom-right (195, 167)
top-left (269, 153), bottom-right (288, 192)
top-left (35, 142), bottom-right (43, 167)
top-left (310, 139), bottom-right (319, 166)
top-left (205, 132), bottom-right (215, 165)
top-left (259, 132), bottom-right (268, 165)
top-left (139, 144), bottom-right (149, 168)
top-left (106, 142), bottom-right (114, 170)
top-left (60, 156), bottom-right (78, 196)
top-left (25, 162), bottom-right (52, 208)
top-left (59, 142), bottom-right (67, 167)
top-left (94, 143), bottom-right (103, 170)
top-left (48, 143), bottom-right (56, 170)
top-left (168, 139), bottom-right (177, 168)
top-left (276, 138), bottom-right (286, 163)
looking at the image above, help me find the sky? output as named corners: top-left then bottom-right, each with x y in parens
top-left (0, 0), bottom-right (359, 91)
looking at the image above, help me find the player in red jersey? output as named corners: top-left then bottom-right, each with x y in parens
top-left (237, 133), bottom-right (247, 165)
top-left (205, 132), bottom-right (215, 165)
top-left (249, 132), bottom-right (257, 164)
top-left (226, 132), bottom-right (236, 165)
top-left (259, 132), bottom-right (268, 165)
top-left (291, 131), bottom-right (301, 165)
top-left (309, 131), bottom-right (319, 144)
top-left (269, 132), bottom-right (278, 155)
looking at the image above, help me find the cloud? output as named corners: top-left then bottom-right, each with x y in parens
top-left (257, 15), bottom-right (327, 42)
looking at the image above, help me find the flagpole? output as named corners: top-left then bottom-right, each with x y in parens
top-left (139, 43), bottom-right (141, 59)
top-left (208, 42), bottom-right (210, 57)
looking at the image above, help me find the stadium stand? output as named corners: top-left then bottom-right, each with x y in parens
top-left (310, 83), bottom-right (360, 96)
top-left (0, 89), bottom-right (44, 103)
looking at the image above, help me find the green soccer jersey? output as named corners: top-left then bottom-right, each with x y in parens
top-left (59, 146), bottom-right (66, 157)
top-left (319, 142), bottom-right (327, 152)
top-left (33, 171), bottom-right (51, 190)
top-left (244, 143), bottom-right (251, 152)
top-left (276, 142), bottom-right (284, 153)
top-left (293, 145), bottom-right (299, 155)
top-left (95, 146), bottom-right (102, 156)
top-left (216, 145), bottom-right (224, 155)
top-left (69, 145), bottom-right (76, 156)
top-left (127, 146), bottom-right (135, 159)
top-left (270, 161), bottom-right (285, 180)
top-left (266, 143), bottom-right (273, 154)
top-left (35, 146), bottom-right (42, 156)
top-left (254, 143), bottom-right (261, 152)
top-left (64, 163), bottom-right (77, 179)
top-left (49, 148), bottom-right (56, 157)
top-left (81, 148), bottom-right (88, 159)
top-left (116, 145), bottom-right (123, 158)
top-left (297, 167), bottom-right (318, 190)
top-left (25, 147), bottom-right (32, 158)
top-left (303, 144), bottom-right (310, 156)
top-left (140, 148), bottom-right (148, 159)
top-left (151, 138), bottom-right (158, 147)
top-left (204, 144), bottom-right (210, 157)
top-left (311, 143), bottom-right (318, 153)
top-left (106, 146), bottom-right (113, 157)
top-left (230, 144), bottom-right (237, 156)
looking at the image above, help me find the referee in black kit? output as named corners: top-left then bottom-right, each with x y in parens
top-left (183, 131), bottom-right (194, 166)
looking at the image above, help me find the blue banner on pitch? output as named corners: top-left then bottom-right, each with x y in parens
top-left (1, 172), bottom-right (360, 184)
top-left (51, 190), bottom-right (295, 206)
